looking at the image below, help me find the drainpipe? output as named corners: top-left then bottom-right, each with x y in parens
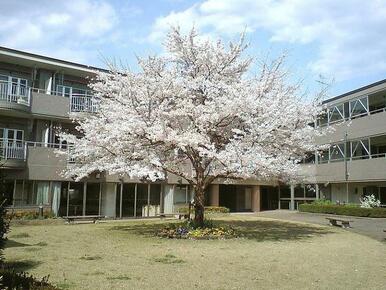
top-left (344, 131), bottom-right (349, 203)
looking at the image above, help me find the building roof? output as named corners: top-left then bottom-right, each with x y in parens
top-left (323, 78), bottom-right (386, 104)
top-left (0, 46), bottom-right (109, 77)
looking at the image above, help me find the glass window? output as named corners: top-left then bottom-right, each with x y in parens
top-left (350, 96), bottom-right (368, 118)
top-left (328, 104), bottom-right (344, 124)
top-left (305, 184), bottom-right (316, 198)
top-left (174, 185), bottom-right (188, 204)
top-left (319, 149), bottom-right (330, 163)
top-left (330, 143), bottom-right (345, 161)
top-left (35, 181), bottom-right (50, 205)
top-left (317, 110), bottom-right (328, 127)
top-left (279, 186), bottom-right (290, 198)
top-left (351, 139), bottom-right (370, 159)
top-left (294, 186), bottom-right (304, 198)
top-left (57, 85), bottom-right (72, 97)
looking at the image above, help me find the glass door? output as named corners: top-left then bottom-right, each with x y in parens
top-left (3, 129), bottom-right (24, 159)
top-left (8, 77), bottom-right (28, 102)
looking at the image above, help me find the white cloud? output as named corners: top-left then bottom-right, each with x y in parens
top-left (149, 0), bottom-right (386, 80)
top-left (0, 0), bottom-right (119, 64)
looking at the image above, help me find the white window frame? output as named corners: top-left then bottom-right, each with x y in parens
top-left (350, 138), bottom-right (370, 160)
top-left (349, 96), bottom-right (369, 118)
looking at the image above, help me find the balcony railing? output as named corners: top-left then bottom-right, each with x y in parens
top-left (70, 93), bottom-right (98, 113)
top-left (0, 80), bottom-right (31, 106)
top-left (0, 140), bottom-right (26, 160)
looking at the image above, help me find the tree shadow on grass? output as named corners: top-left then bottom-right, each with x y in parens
top-left (109, 219), bottom-right (333, 242)
top-left (110, 222), bottom-right (168, 237)
top-left (5, 240), bottom-right (32, 248)
top-left (4, 260), bottom-right (42, 272)
top-left (5, 239), bottom-right (48, 248)
top-left (220, 220), bottom-right (333, 242)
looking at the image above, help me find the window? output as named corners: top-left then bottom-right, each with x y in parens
top-left (319, 149), bottom-right (330, 163)
top-left (35, 181), bottom-right (50, 205)
top-left (174, 185), bottom-right (189, 204)
top-left (328, 104), bottom-right (345, 124)
top-left (349, 96), bottom-right (368, 118)
top-left (351, 139), bottom-right (370, 160)
top-left (57, 85), bottom-right (72, 97)
top-left (305, 184), bottom-right (316, 198)
top-left (317, 110), bottom-right (328, 127)
top-left (302, 152), bottom-right (315, 164)
top-left (330, 143), bottom-right (345, 161)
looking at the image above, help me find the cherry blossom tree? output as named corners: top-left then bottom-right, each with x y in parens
top-left (62, 27), bottom-right (326, 226)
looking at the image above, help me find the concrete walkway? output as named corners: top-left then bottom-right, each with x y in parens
top-left (247, 210), bottom-right (386, 242)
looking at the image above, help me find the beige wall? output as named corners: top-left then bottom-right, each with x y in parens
top-left (31, 92), bottom-right (69, 119)
top-left (209, 184), bottom-right (219, 206)
top-left (301, 158), bottom-right (386, 184)
top-left (317, 110), bottom-right (386, 145)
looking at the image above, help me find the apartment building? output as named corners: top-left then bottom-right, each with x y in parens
top-left (0, 47), bottom-right (281, 218)
top-left (1, 46), bottom-right (383, 217)
top-left (299, 79), bottom-right (386, 208)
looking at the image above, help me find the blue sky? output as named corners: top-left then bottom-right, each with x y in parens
top-left (1, 0), bottom-right (385, 98)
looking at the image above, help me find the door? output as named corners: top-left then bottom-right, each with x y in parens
top-left (380, 187), bottom-right (386, 205)
top-left (2, 129), bottom-right (24, 159)
top-left (8, 77), bottom-right (28, 102)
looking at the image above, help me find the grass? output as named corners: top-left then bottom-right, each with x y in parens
top-left (152, 254), bottom-right (185, 264)
top-left (5, 215), bottom-right (386, 290)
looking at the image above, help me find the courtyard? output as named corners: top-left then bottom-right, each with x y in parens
top-left (5, 215), bottom-right (386, 290)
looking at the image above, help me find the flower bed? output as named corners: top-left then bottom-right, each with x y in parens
top-left (299, 203), bottom-right (386, 218)
top-left (177, 206), bottom-right (230, 214)
top-left (157, 221), bottom-right (237, 240)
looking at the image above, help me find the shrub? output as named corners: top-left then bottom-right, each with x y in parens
top-left (6, 210), bottom-right (55, 220)
top-left (0, 268), bottom-right (59, 290)
top-left (0, 198), bottom-right (10, 264)
top-left (360, 194), bottom-right (381, 208)
top-left (177, 206), bottom-right (230, 214)
top-left (299, 202), bottom-right (386, 218)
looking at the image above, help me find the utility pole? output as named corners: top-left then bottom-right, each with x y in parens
top-left (344, 131), bottom-right (349, 203)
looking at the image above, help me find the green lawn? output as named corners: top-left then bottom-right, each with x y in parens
top-left (5, 216), bottom-right (386, 289)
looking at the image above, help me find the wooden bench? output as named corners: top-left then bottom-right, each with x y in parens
top-left (326, 217), bottom-right (352, 228)
top-left (64, 215), bottom-right (105, 224)
top-left (157, 213), bottom-right (190, 220)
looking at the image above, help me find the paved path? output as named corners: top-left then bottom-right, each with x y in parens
top-left (244, 210), bottom-right (386, 242)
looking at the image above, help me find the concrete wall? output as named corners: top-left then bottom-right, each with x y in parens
top-left (317, 110), bottom-right (386, 144)
top-left (26, 147), bottom-right (68, 180)
top-left (301, 158), bottom-right (386, 184)
top-left (31, 92), bottom-right (69, 119)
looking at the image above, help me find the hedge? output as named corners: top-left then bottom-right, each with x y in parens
top-left (299, 203), bottom-right (386, 218)
top-left (178, 206), bottom-right (230, 214)
top-left (7, 210), bottom-right (55, 220)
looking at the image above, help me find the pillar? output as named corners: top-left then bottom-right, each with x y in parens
top-left (315, 184), bottom-right (320, 200)
top-left (290, 185), bottom-right (295, 211)
top-left (209, 184), bottom-right (219, 206)
top-left (251, 185), bottom-right (261, 212)
top-left (82, 182), bottom-right (87, 216)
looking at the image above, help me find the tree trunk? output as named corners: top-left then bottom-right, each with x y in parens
top-left (193, 186), bottom-right (205, 227)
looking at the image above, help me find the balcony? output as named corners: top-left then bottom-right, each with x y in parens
top-left (30, 89), bottom-right (98, 118)
top-left (0, 80), bottom-right (31, 112)
top-left (0, 140), bottom-right (26, 168)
